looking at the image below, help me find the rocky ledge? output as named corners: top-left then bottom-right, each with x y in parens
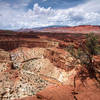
top-left (0, 25), bottom-right (100, 100)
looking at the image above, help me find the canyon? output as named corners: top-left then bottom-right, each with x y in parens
top-left (0, 25), bottom-right (100, 100)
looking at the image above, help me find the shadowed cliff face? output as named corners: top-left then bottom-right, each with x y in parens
top-left (0, 25), bottom-right (100, 100)
top-left (0, 32), bottom-right (60, 51)
top-left (0, 25), bottom-right (100, 51)
top-left (0, 31), bottom-right (85, 51)
top-left (1, 25), bottom-right (100, 51)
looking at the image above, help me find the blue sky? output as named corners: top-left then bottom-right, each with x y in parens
top-left (0, 0), bottom-right (100, 29)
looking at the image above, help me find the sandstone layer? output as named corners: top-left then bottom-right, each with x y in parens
top-left (0, 25), bottom-right (100, 100)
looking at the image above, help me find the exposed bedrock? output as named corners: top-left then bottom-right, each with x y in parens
top-left (0, 47), bottom-right (77, 100)
top-left (0, 26), bottom-right (100, 100)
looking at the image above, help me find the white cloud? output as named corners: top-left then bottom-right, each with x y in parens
top-left (0, 0), bottom-right (100, 29)
top-left (42, 0), bottom-right (48, 2)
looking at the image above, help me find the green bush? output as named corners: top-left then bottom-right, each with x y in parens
top-left (66, 33), bottom-right (100, 79)
top-left (85, 33), bottom-right (100, 55)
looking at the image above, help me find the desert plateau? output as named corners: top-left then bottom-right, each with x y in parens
top-left (0, 25), bottom-right (100, 100)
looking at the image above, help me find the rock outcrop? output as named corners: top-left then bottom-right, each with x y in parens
top-left (0, 25), bottom-right (100, 100)
top-left (15, 78), bottom-right (100, 100)
top-left (0, 46), bottom-right (77, 99)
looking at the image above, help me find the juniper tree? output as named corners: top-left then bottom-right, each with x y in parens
top-left (66, 33), bottom-right (100, 79)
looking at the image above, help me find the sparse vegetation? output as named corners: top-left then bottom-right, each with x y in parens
top-left (66, 33), bottom-right (100, 81)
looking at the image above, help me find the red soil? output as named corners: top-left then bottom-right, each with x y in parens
top-left (0, 25), bottom-right (100, 100)
top-left (15, 78), bottom-right (100, 100)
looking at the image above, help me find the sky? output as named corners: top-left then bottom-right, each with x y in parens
top-left (0, 0), bottom-right (100, 29)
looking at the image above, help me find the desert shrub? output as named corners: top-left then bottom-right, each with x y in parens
top-left (85, 33), bottom-right (100, 55)
top-left (66, 33), bottom-right (100, 80)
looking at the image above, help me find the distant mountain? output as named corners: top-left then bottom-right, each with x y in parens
top-left (17, 25), bottom-right (100, 34)
top-left (42, 25), bottom-right (100, 34)
top-left (17, 25), bottom-right (69, 32)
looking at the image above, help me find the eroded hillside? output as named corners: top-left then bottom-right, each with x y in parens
top-left (0, 25), bottom-right (100, 100)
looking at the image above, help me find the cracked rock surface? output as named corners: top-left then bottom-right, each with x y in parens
top-left (0, 47), bottom-right (76, 100)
